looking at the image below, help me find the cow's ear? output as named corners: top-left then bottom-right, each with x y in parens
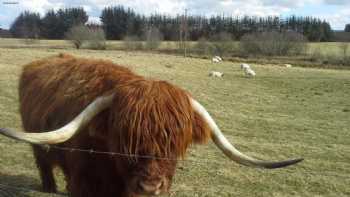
top-left (192, 111), bottom-right (211, 144)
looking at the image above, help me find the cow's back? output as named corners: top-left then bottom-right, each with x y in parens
top-left (19, 53), bottom-right (134, 133)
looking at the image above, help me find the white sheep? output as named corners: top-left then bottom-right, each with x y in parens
top-left (240, 63), bottom-right (251, 70)
top-left (212, 57), bottom-right (220, 63)
top-left (284, 64), bottom-right (292, 68)
top-left (214, 56), bottom-right (222, 61)
top-left (209, 71), bottom-right (224, 77)
top-left (244, 67), bottom-right (256, 77)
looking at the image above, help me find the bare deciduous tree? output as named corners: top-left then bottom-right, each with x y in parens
top-left (240, 31), bottom-right (307, 56)
top-left (65, 24), bottom-right (90, 49)
top-left (144, 26), bottom-right (163, 50)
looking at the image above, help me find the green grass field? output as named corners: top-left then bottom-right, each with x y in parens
top-left (0, 43), bottom-right (349, 196)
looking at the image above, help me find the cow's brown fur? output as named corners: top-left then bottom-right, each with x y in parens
top-left (19, 54), bottom-right (211, 197)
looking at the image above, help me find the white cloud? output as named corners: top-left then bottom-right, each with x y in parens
top-left (18, 0), bottom-right (64, 14)
top-left (316, 8), bottom-right (350, 30)
top-left (87, 16), bottom-right (101, 25)
top-left (81, 5), bottom-right (92, 12)
top-left (323, 0), bottom-right (350, 5)
top-left (87, 0), bottom-right (186, 15)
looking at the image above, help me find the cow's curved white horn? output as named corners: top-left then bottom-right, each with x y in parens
top-left (190, 98), bottom-right (303, 169)
top-left (0, 94), bottom-right (114, 144)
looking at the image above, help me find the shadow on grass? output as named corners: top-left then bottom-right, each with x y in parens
top-left (0, 173), bottom-right (67, 197)
top-left (0, 173), bottom-right (42, 197)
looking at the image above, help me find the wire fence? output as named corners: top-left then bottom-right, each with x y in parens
top-left (46, 144), bottom-right (350, 180)
top-left (0, 143), bottom-right (350, 196)
top-left (2, 132), bottom-right (350, 195)
top-left (48, 145), bottom-right (180, 161)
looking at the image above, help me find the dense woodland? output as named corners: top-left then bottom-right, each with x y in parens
top-left (345, 24), bottom-right (350, 32)
top-left (8, 6), bottom-right (334, 42)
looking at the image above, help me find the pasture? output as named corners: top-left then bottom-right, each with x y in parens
top-left (1, 38), bottom-right (350, 56)
top-left (0, 43), bottom-right (349, 196)
top-left (1, 38), bottom-right (350, 70)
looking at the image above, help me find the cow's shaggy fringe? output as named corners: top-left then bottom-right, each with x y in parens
top-left (110, 79), bottom-right (210, 160)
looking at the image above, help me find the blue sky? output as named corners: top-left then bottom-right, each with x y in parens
top-left (0, 0), bottom-right (349, 30)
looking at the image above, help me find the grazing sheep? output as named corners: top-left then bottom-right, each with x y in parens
top-left (209, 71), bottom-right (224, 77)
top-left (214, 56), bottom-right (222, 61)
top-left (212, 57), bottom-right (220, 63)
top-left (165, 64), bottom-right (173, 68)
top-left (240, 63), bottom-right (251, 70)
top-left (285, 64), bottom-right (292, 68)
top-left (244, 67), bottom-right (256, 77)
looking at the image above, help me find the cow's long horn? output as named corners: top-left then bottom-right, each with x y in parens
top-left (190, 98), bottom-right (303, 169)
top-left (0, 94), bottom-right (114, 144)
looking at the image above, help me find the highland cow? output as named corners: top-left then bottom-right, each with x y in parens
top-left (0, 54), bottom-right (302, 197)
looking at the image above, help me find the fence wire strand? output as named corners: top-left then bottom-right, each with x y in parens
top-left (46, 144), bottom-right (350, 180)
top-left (1, 143), bottom-right (350, 196)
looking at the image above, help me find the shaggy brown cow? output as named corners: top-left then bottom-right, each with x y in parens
top-left (0, 54), bottom-right (302, 197)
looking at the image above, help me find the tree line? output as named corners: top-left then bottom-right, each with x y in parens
top-left (345, 24), bottom-right (350, 32)
top-left (10, 8), bottom-right (88, 39)
top-left (9, 6), bottom-right (334, 42)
